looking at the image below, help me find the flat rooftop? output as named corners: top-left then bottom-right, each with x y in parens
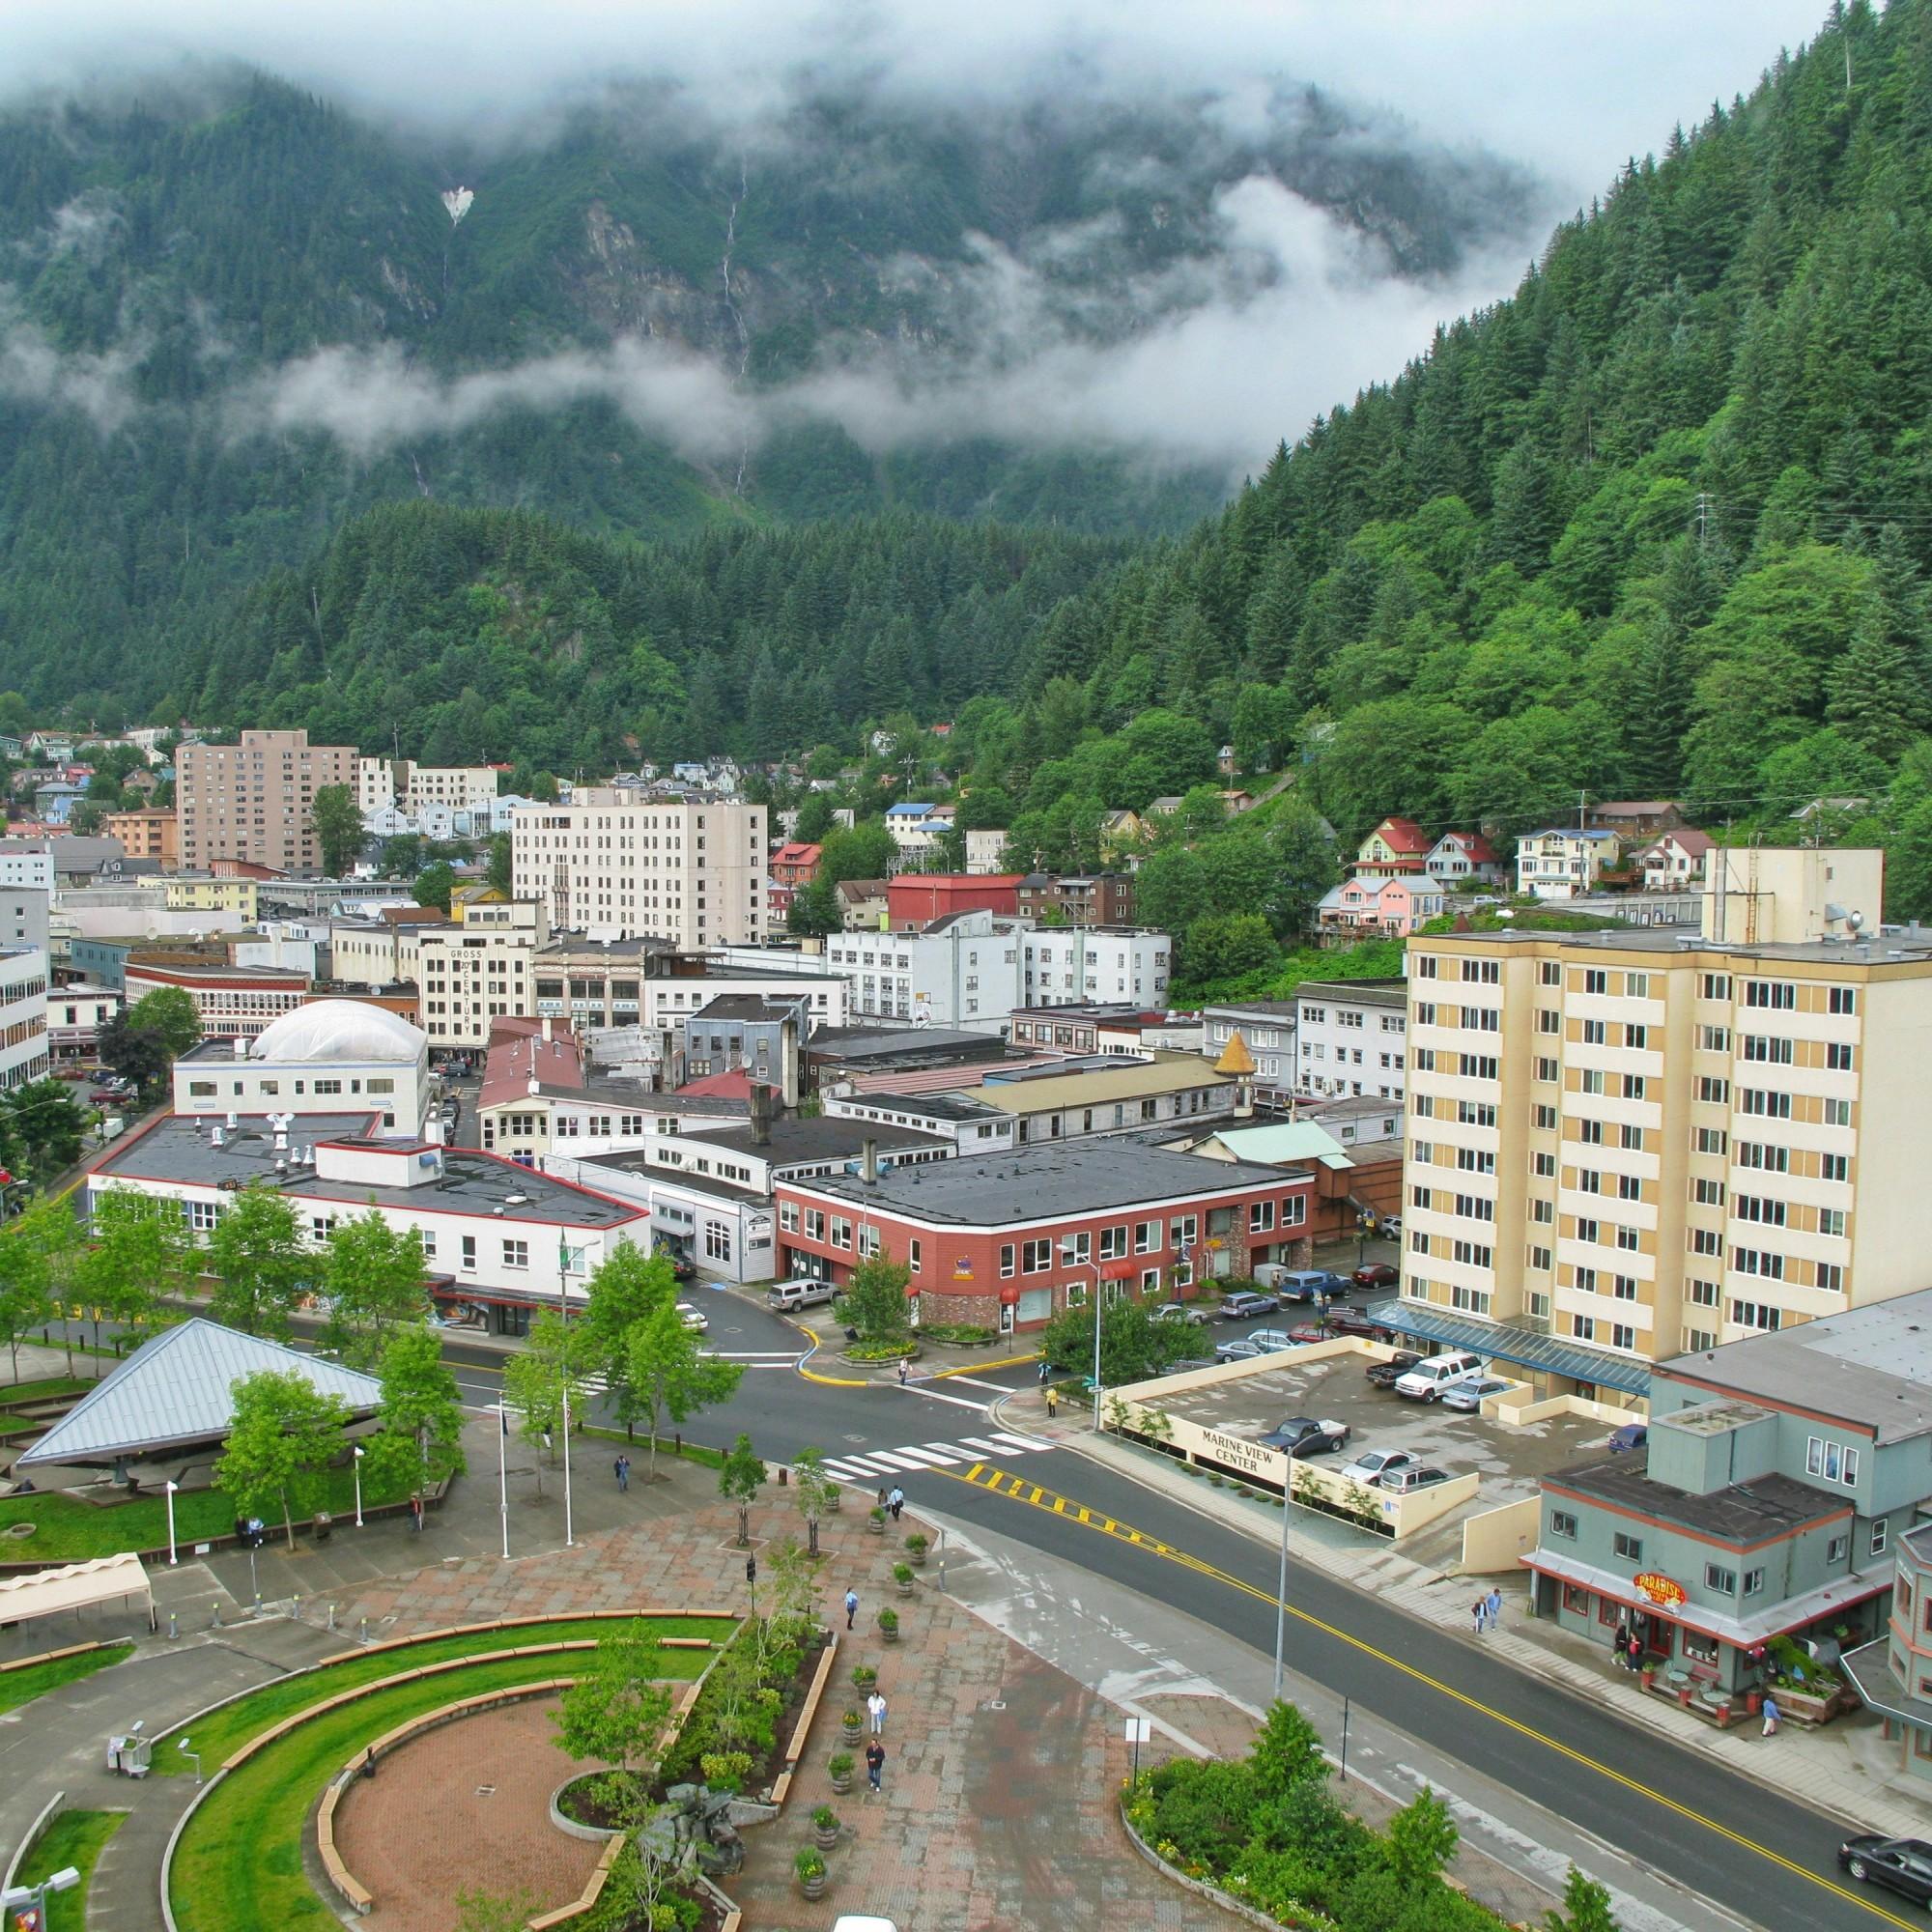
top-left (96, 1113), bottom-right (640, 1227)
top-left (697, 1117), bottom-right (951, 1165)
top-left (829, 1093), bottom-right (1005, 1124)
top-left (1546, 1452), bottom-right (1847, 1543)
top-left (806, 1025), bottom-right (998, 1061)
top-left (967, 1058), bottom-right (1232, 1114)
top-left (1297, 980), bottom-right (1406, 1007)
top-left (1429, 924), bottom-right (1932, 968)
top-left (785, 1142), bottom-right (1300, 1224)
top-left (1661, 1287), bottom-right (1932, 1445)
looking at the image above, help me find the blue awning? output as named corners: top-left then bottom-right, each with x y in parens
top-left (1361, 1300), bottom-right (1652, 1398)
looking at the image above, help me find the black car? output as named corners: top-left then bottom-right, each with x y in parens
top-left (1838, 1835), bottom-right (1932, 1906)
top-left (1255, 1416), bottom-right (1350, 1458)
top-left (653, 1244), bottom-right (696, 1282)
top-left (1365, 1350), bottom-right (1422, 1388)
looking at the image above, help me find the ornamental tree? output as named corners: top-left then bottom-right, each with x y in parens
top-left (215, 1367), bottom-right (351, 1549)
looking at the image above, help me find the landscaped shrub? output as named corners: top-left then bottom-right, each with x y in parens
top-left (918, 1323), bottom-right (997, 1346)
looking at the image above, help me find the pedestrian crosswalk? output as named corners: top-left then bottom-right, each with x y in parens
top-left (820, 1433), bottom-right (1049, 1481)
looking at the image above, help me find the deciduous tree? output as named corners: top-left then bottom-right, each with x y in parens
top-left (321, 1208), bottom-right (428, 1367)
top-left (206, 1184), bottom-right (311, 1338)
top-left (313, 783), bottom-right (365, 877)
top-left (718, 1432), bottom-right (767, 1547)
top-left (370, 1321), bottom-right (468, 1488)
top-left (215, 1367), bottom-right (351, 1550)
top-left (622, 1296), bottom-right (744, 1479)
top-left (74, 1187), bottom-right (191, 1359)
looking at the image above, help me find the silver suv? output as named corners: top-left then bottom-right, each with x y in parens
top-left (768, 1277), bottom-right (837, 1312)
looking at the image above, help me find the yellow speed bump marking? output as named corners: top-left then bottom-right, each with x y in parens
top-left (946, 1463), bottom-right (1913, 1929)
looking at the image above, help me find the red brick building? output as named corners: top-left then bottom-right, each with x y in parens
top-left (776, 1142), bottom-right (1314, 1333)
top-left (886, 873), bottom-right (1022, 928)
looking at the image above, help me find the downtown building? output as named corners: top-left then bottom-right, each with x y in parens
top-left (509, 791), bottom-right (767, 948)
top-left (176, 728), bottom-right (358, 874)
top-left (1387, 849), bottom-right (1924, 1397)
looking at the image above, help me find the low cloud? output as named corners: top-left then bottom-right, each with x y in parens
top-left (0, 310), bottom-right (139, 433)
top-left (213, 177), bottom-right (1515, 481)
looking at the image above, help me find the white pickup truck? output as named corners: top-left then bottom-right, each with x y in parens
top-left (768, 1277), bottom-right (838, 1312)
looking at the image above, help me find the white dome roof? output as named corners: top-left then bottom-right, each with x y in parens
top-left (251, 1001), bottom-right (427, 1065)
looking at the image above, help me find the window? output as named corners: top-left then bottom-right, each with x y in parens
top-left (1745, 980), bottom-right (1796, 1009)
top-left (1584, 969), bottom-right (1608, 996)
top-left (1451, 1239), bottom-right (1493, 1269)
top-left (1696, 1025), bottom-right (1730, 1052)
top-left (1817, 1261), bottom-right (1845, 1293)
top-left (1135, 1219), bottom-right (1160, 1254)
top-left (1729, 1299), bottom-right (1782, 1330)
top-left (1825, 1097), bottom-right (1854, 1127)
top-left (908, 1238), bottom-right (922, 1274)
top-left (705, 1222), bottom-right (732, 1264)
top-left (1821, 1153), bottom-right (1849, 1182)
top-left (1704, 1562), bottom-right (1738, 1595)
top-left (1620, 1174), bottom-right (1646, 1202)
top-left (1582, 1019), bottom-right (1607, 1046)
top-left (1099, 1224), bottom-right (1128, 1260)
top-left (1537, 1009), bottom-right (1561, 1036)
top-left (461, 1234), bottom-right (476, 1268)
top-left (1742, 1034), bottom-right (1794, 1065)
top-left (1535, 1056), bottom-right (1558, 1083)
top-left (1000, 1244), bottom-right (1015, 1278)
top-left (1826, 1041), bottom-right (1856, 1071)
top-left (1829, 986), bottom-right (1858, 1014)
top-left (1249, 1199), bottom-right (1275, 1234)
top-left (1540, 961), bottom-right (1561, 986)
top-left (1740, 1089), bottom-right (1793, 1120)
top-left (1577, 1217), bottom-right (1600, 1245)
top-left (1698, 973), bottom-right (1730, 1000)
top-left (1613, 1531), bottom-right (1642, 1562)
top-left (502, 1238), bottom-right (528, 1268)
top-left (1743, 1567), bottom-right (1765, 1596)
top-left (1730, 1247), bottom-right (1784, 1278)
top-left (1612, 1274), bottom-right (1637, 1300)
top-left (1549, 1509), bottom-right (1577, 1540)
top-left (831, 1216), bottom-right (853, 1251)
top-left (1829, 1534), bottom-right (1850, 1565)
top-left (1871, 1519), bottom-right (1890, 1558)
top-left (1819, 1208), bottom-right (1847, 1237)
top-left (1610, 1322), bottom-right (1635, 1350)
top-left (1697, 1077), bottom-right (1730, 1105)
top-left (1021, 1238), bottom-right (1052, 1273)
top-left (1534, 1104), bottom-right (1557, 1130)
top-left (1805, 1436), bottom-right (1860, 1486)
top-left (1528, 1245), bottom-right (1552, 1271)
top-left (1531, 1151), bottom-right (1556, 1178)
top-left (1735, 1195), bottom-right (1786, 1227)
top-left (780, 1200), bottom-right (799, 1233)
top-left (1531, 1198), bottom-right (1554, 1224)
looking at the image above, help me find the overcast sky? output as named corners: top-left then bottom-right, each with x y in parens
top-left (0, 0), bottom-right (1835, 199)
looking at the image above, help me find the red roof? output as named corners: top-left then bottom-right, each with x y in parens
top-left (678, 1067), bottom-right (756, 1099)
top-left (479, 1022), bottom-right (583, 1111)
top-left (1437, 831), bottom-right (1499, 863)
top-left (1642, 828), bottom-right (1716, 859)
top-left (1371, 816), bottom-right (1432, 854)
top-left (773, 842), bottom-right (821, 866)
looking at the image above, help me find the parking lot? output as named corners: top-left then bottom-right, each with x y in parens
top-left (1152, 1345), bottom-right (1611, 1519)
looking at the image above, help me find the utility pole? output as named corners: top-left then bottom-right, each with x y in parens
top-left (1694, 492), bottom-right (1712, 549)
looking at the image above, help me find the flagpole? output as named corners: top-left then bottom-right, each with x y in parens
top-left (559, 1236), bottom-right (575, 1550)
top-left (497, 1399), bottom-right (511, 1560)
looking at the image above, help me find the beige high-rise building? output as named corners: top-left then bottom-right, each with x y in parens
top-left (510, 791), bottom-right (767, 949)
top-left (1395, 849), bottom-right (1929, 1391)
top-left (177, 729), bottom-right (357, 874)
top-left (402, 899), bottom-right (551, 1049)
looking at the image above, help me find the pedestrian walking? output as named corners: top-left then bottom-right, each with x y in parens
top-left (845, 1587), bottom-right (859, 1630)
top-left (876, 1487), bottom-right (890, 1513)
top-left (865, 1738), bottom-right (885, 1792)
top-left (867, 1690), bottom-right (887, 1735)
top-left (1612, 1619), bottom-right (1629, 1667)
top-left (897, 1357), bottom-right (909, 1386)
top-left (1625, 1632), bottom-right (1643, 1672)
top-left (410, 1494), bottom-right (424, 1535)
top-left (746, 1554), bottom-right (757, 1589)
top-left (888, 1486), bottom-right (904, 1520)
top-left (1037, 1358), bottom-right (1050, 1385)
top-left (615, 1456), bottom-right (631, 1493)
top-left (1485, 1586), bottom-right (1502, 1632)
top-left (1471, 1597), bottom-right (1486, 1635)
top-left (1761, 1692), bottom-right (1780, 1738)
top-left (1045, 1386), bottom-right (1059, 1419)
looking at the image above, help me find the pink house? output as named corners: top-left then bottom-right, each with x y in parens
top-left (1316, 875), bottom-right (1445, 938)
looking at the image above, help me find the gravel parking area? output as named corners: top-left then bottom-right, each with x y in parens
top-left (1157, 1348), bottom-right (1610, 1508)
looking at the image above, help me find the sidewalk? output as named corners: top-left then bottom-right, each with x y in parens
top-left (995, 1383), bottom-right (1931, 1840)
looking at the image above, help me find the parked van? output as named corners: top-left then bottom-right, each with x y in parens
top-left (768, 1277), bottom-right (837, 1312)
top-left (1392, 1350), bottom-right (1485, 1402)
top-left (1271, 1268), bottom-right (1351, 1303)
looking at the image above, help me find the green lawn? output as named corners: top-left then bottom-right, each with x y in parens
top-left (15, 1807), bottom-right (127, 1932)
top-left (168, 1636), bottom-right (716, 1932)
top-left (0, 1641), bottom-right (134, 1716)
top-left (0, 1463), bottom-right (421, 1563)
top-left (580, 1424), bottom-right (725, 1469)
top-left (152, 1613), bottom-right (733, 1771)
top-left (0, 1376), bottom-right (91, 1406)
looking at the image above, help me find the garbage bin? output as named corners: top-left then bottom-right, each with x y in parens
top-left (314, 1511), bottom-right (332, 1544)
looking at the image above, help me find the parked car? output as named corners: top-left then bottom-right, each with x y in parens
top-left (1380, 1214), bottom-right (1402, 1240)
top-left (1440, 1376), bottom-right (1515, 1413)
top-left (1271, 1268), bottom-right (1352, 1303)
top-left (768, 1277), bottom-right (837, 1312)
top-left (1394, 1351), bottom-right (1487, 1402)
top-left (1245, 1328), bottom-right (1301, 1353)
top-left (56, 1065), bottom-right (88, 1081)
top-left (1608, 1423), bottom-right (1649, 1453)
top-left (1351, 1263), bottom-right (1399, 1291)
top-left (1214, 1339), bottom-right (1263, 1363)
top-left (1290, 1306), bottom-right (1381, 1342)
top-left (1257, 1416), bottom-right (1350, 1458)
top-left (654, 1245), bottom-right (696, 1282)
top-left (1838, 1837), bottom-right (1932, 1907)
top-left (1364, 1350), bottom-right (1422, 1389)
top-left (1153, 1302), bottom-right (1211, 1326)
top-left (1336, 1447), bottom-right (1420, 1488)
top-left (676, 1301), bottom-right (708, 1333)
top-left (89, 1089), bottom-right (121, 1105)
top-left (1380, 1464), bottom-right (1453, 1496)
top-left (1219, 1292), bottom-right (1279, 1321)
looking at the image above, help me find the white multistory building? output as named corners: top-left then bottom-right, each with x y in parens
top-left (1019, 926), bottom-right (1169, 1008)
top-left (511, 793), bottom-right (767, 948)
top-left (0, 947), bottom-right (50, 1091)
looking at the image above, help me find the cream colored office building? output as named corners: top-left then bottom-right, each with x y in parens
top-left (177, 729), bottom-right (357, 873)
top-left (510, 793), bottom-right (767, 948)
top-left (1397, 850), bottom-right (1927, 1388)
top-left (402, 900), bottom-right (550, 1049)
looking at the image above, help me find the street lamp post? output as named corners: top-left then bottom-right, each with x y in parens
top-left (2, 1864), bottom-right (80, 1929)
top-left (178, 1736), bottom-right (202, 1785)
top-left (1060, 1241), bottom-right (1103, 1431)
top-left (1273, 1469), bottom-right (1291, 1698)
top-left (558, 1238), bottom-right (582, 1550)
top-left (497, 1400), bottom-right (510, 1561)
top-left (352, 1445), bottom-right (364, 1528)
top-left (163, 1480), bottom-right (179, 1566)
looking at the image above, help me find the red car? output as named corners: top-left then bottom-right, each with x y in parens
top-left (1352, 1263), bottom-right (1399, 1290)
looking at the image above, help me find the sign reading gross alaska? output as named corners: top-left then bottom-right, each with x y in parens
top-left (1633, 1572), bottom-right (1688, 1608)
top-left (1200, 1427), bottom-right (1284, 1481)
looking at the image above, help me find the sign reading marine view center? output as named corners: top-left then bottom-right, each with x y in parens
top-left (1200, 1427), bottom-right (1285, 1482)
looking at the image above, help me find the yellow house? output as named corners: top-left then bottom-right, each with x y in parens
top-left (162, 875), bottom-right (259, 922)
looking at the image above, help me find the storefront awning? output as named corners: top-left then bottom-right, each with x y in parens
top-left (1840, 1638), bottom-right (1932, 1732)
top-left (1363, 1300), bottom-right (1651, 1396)
top-left (1523, 1547), bottom-right (1888, 1648)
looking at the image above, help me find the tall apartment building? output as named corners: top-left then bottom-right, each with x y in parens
top-left (356, 757), bottom-right (500, 814)
top-left (1394, 850), bottom-right (1919, 1392)
top-left (404, 900), bottom-right (550, 1049)
top-left (177, 729), bottom-right (357, 874)
top-left (0, 947), bottom-right (50, 1091)
top-left (510, 792), bottom-right (766, 948)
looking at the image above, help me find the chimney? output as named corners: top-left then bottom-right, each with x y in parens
top-left (781, 1009), bottom-right (801, 1110)
top-left (541, 1016), bottom-right (553, 1043)
top-left (862, 1136), bottom-right (878, 1185)
top-left (750, 1082), bottom-right (773, 1149)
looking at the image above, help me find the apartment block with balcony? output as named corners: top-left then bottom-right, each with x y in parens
top-left (510, 793), bottom-right (766, 948)
top-left (1388, 854), bottom-right (1926, 1398)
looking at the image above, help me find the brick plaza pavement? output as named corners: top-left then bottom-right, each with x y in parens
top-left (330, 1468), bottom-right (1239, 1931)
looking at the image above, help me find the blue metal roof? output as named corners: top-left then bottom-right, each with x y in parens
top-left (1362, 1300), bottom-right (1652, 1397)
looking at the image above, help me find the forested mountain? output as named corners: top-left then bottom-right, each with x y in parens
top-left (0, 65), bottom-right (1537, 715)
top-left (1016, 0), bottom-right (1932, 853)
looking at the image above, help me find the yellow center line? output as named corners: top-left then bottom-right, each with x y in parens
top-left (945, 1463), bottom-right (1914, 1930)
